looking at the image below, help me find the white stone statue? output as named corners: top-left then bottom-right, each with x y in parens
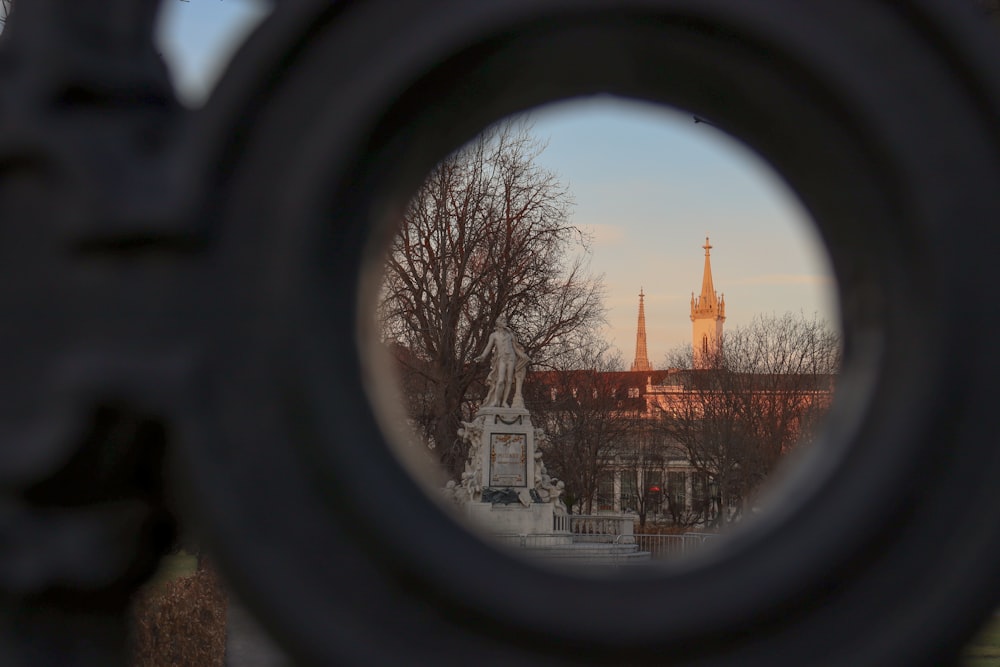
top-left (475, 315), bottom-right (531, 409)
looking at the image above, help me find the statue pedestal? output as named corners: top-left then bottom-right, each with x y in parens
top-left (454, 406), bottom-right (569, 537)
top-left (465, 501), bottom-right (557, 535)
top-left (447, 319), bottom-right (581, 553)
top-left (474, 407), bottom-right (535, 492)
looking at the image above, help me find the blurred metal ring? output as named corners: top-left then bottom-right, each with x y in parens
top-left (181, 0), bottom-right (1000, 664)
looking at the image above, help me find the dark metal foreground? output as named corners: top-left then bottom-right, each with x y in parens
top-left (2, 1), bottom-right (1000, 665)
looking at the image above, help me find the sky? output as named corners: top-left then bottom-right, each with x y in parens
top-left (527, 100), bottom-right (837, 364)
top-left (156, 1), bottom-right (838, 366)
top-left (155, 0), bottom-right (270, 104)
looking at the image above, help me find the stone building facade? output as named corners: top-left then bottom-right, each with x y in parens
top-left (529, 238), bottom-right (834, 526)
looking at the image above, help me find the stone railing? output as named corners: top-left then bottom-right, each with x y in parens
top-left (553, 512), bottom-right (570, 533)
top-left (570, 515), bottom-right (634, 541)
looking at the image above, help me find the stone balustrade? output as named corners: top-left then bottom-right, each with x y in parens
top-left (569, 515), bottom-right (634, 541)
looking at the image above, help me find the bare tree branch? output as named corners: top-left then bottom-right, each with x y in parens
top-left (525, 345), bottom-right (635, 515)
top-left (656, 312), bottom-right (839, 525)
top-left (379, 119), bottom-right (605, 477)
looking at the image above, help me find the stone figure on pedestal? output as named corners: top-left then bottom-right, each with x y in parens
top-left (443, 311), bottom-right (651, 562)
top-left (445, 310), bottom-right (568, 541)
top-left (476, 315), bottom-right (531, 409)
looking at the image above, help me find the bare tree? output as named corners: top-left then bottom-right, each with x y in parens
top-left (616, 420), bottom-right (669, 529)
top-left (657, 312), bottom-right (839, 525)
top-left (379, 119), bottom-right (605, 477)
top-left (663, 468), bottom-right (713, 528)
top-left (525, 345), bottom-right (639, 514)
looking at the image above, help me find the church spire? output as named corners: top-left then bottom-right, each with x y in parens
top-left (690, 237), bottom-right (726, 369)
top-left (631, 288), bottom-right (652, 372)
top-left (699, 237), bottom-right (717, 310)
top-left (690, 236), bottom-right (725, 318)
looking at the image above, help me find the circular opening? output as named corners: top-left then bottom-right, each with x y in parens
top-left (360, 96), bottom-right (842, 573)
top-left (194, 2), bottom-right (1000, 660)
top-left (265, 3), bottom-right (916, 648)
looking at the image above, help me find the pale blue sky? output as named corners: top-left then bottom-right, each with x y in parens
top-left (155, 0), bottom-right (270, 105)
top-left (527, 99), bottom-right (836, 364)
top-left (156, 2), bottom-right (838, 366)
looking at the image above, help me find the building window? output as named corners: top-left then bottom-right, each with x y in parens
top-left (668, 471), bottom-right (686, 512)
top-left (692, 472), bottom-right (709, 515)
top-left (702, 334), bottom-right (709, 357)
top-left (628, 387), bottom-right (640, 398)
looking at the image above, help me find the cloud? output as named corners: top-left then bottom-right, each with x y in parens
top-left (732, 274), bottom-right (833, 286)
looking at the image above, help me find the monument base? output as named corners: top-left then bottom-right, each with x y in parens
top-left (466, 501), bottom-right (559, 535)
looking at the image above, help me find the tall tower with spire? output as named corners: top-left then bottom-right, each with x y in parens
top-left (631, 288), bottom-right (652, 372)
top-left (690, 237), bottom-right (726, 368)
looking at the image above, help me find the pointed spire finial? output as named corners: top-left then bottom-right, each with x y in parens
top-left (631, 287), bottom-right (652, 372)
top-left (699, 237), bottom-right (716, 308)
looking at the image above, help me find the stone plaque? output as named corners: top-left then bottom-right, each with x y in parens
top-left (489, 432), bottom-right (527, 487)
